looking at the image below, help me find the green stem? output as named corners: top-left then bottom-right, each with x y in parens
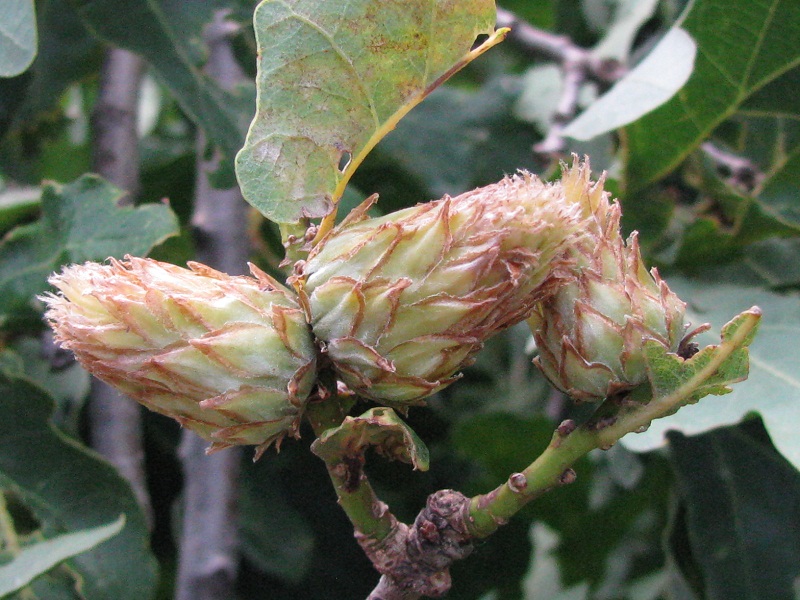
top-left (279, 221), bottom-right (310, 266)
top-left (325, 454), bottom-right (396, 540)
top-left (468, 422), bottom-right (594, 537)
top-left (469, 309), bottom-right (760, 537)
top-left (306, 398), bottom-right (397, 541)
top-left (305, 395), bottom-right (350, 436)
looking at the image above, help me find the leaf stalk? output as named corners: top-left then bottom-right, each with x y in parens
top-left (311, 27), bottom-right (510, 245)
top-left (306, 398), bottom-right (397, 541)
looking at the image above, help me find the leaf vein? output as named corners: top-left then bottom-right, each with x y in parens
top-left (750, 353), bottom-right (800, 389)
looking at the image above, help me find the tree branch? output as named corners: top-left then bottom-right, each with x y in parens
top-left (496, 7), bottom-right (627, 156)
top-left (175, 435), bottom-right (241, 600)
top-left (363, 308), bottom-right (760, 598)
top-left (88, 47), bottom-right (153, 527)
top-left (91, 48), bottom-right (145, 204)
top-left (701, 142), bottom-right (765, 193)
top-left (306, 399), bottom-right (472, 600)
top-left (497, 8), bottom-right (625, 84)
top-left (364, 491), bottom-right (474, 600)
top-left (174, 11), bottom-right (248, 600)
top-left (306, 398), bottom-right (398, 541)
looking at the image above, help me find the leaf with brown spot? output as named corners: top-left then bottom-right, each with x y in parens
top-left (235, 0), bottom-right (504, 224)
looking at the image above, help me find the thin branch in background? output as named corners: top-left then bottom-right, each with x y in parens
top-left (87, 47), bottom-right (153, 528)
top-left (499, 8), bottom-right (766, 192)
top-left (701, 142), bottom-right (765, 193)
top-left (174, 10), bottom-right (248, 600)
top-left (175, 436), bottom-right (241, 600)
top-left (496, 7), bottom-right (627, 156)
top-left (91, 48), bottom-right (145, 204)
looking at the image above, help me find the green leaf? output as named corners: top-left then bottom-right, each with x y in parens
top-left (756, 153), bottom-right (800, 232)
top-left (0, 515), bottom-right (125, 597)
top-left (72, 0), bottom-right (251, 169)
top-left (669, 426), bottom-right (800, 600)
top-left (380, 78), bottom-right (539, 200)
top-left (563, 28), bottom-right (696, 141)
top-left (667, 156), bottom-right (800, 271)
top-left (238, 459), bottom-right (314, 585)
top-left (622, 279), bottom-right (800, 471)
top-left (500, 0), bottom-right (556, 30)
top-left (0, 185), bottom-right (39, 234)
top-left (0, 175), bottom-right (178, 328)
top-left (311, 407), bottom-right (429, 471)
top-left (0, 0), bottom-right (37, 77)
top-left (642, 308), bottom-right (758, 405)
top-left (451, 413), bottom-right (555, 486)
top-left (235, 0), bottom-right (503, 223)
top-left (0, 374), bottom-right (157, 599)
top-left (0, 0), bottom-right (101, 135)
top-left (735, 238), bottom-right (800, 288)
top-left (739, 64), bottom-right (800, 119)
top-left (713, 117), bottom-right (800, 232)
top-left (624, 0), bottom-right (800, 190)
top-left (2, 336), bottom-right (90, 435)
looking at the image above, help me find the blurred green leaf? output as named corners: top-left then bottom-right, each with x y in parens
top-left (451, 413), bottom-right (554, 485)
top-left (564, 28), bottom-right (696, 141)
top-left (622, 279), bottom-right (800, 470)
top-left (0, 374), bottom-right (157, 599)
top-left (380, 78), bottom-right (538, 200)
top-left (670, 161), bottom-right (800, 270)
top-left (713, 117), bottom-right (800, 230)
top-left (0, 0), bottom-right (37, 77)
top-left (0, 0), bottom-right (100, 137)
top-left (238, 460), bottom-right (314, 585)
top-left (757, 158), bottom-right (800, 233)
top-left (736, 238), bottom-right (800, 288)
top-left (0, 175), bottom-right (178, 328)
top-left (235, 0), bottom-right (501, 223)
top-left (3, 336), bottom-right (90, 435)
top-left (523, 523), bottom-right (590, 600)
top-left (671, 217), bottom-right (741, 270)
top-left (669, 425), bottom-right (800, 600)
top-left (72, 0), bottom-right (251, 170)
top-left (0, 185), bottom-right (39, 234)
top-left (500, 0), bottom-right (557, 30)
top-left (740, 65), bottom-right (800, 119)
top-left (0, 515), bottom-right (125, 597)
top-left (624, 0), bottom-right (800, 190)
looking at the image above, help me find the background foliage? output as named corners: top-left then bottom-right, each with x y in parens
top-left (0, 0), bottom-right (798, 599)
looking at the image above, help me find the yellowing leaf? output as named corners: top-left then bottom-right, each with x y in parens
top-left (236, 0), bottom-right (504, 224)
